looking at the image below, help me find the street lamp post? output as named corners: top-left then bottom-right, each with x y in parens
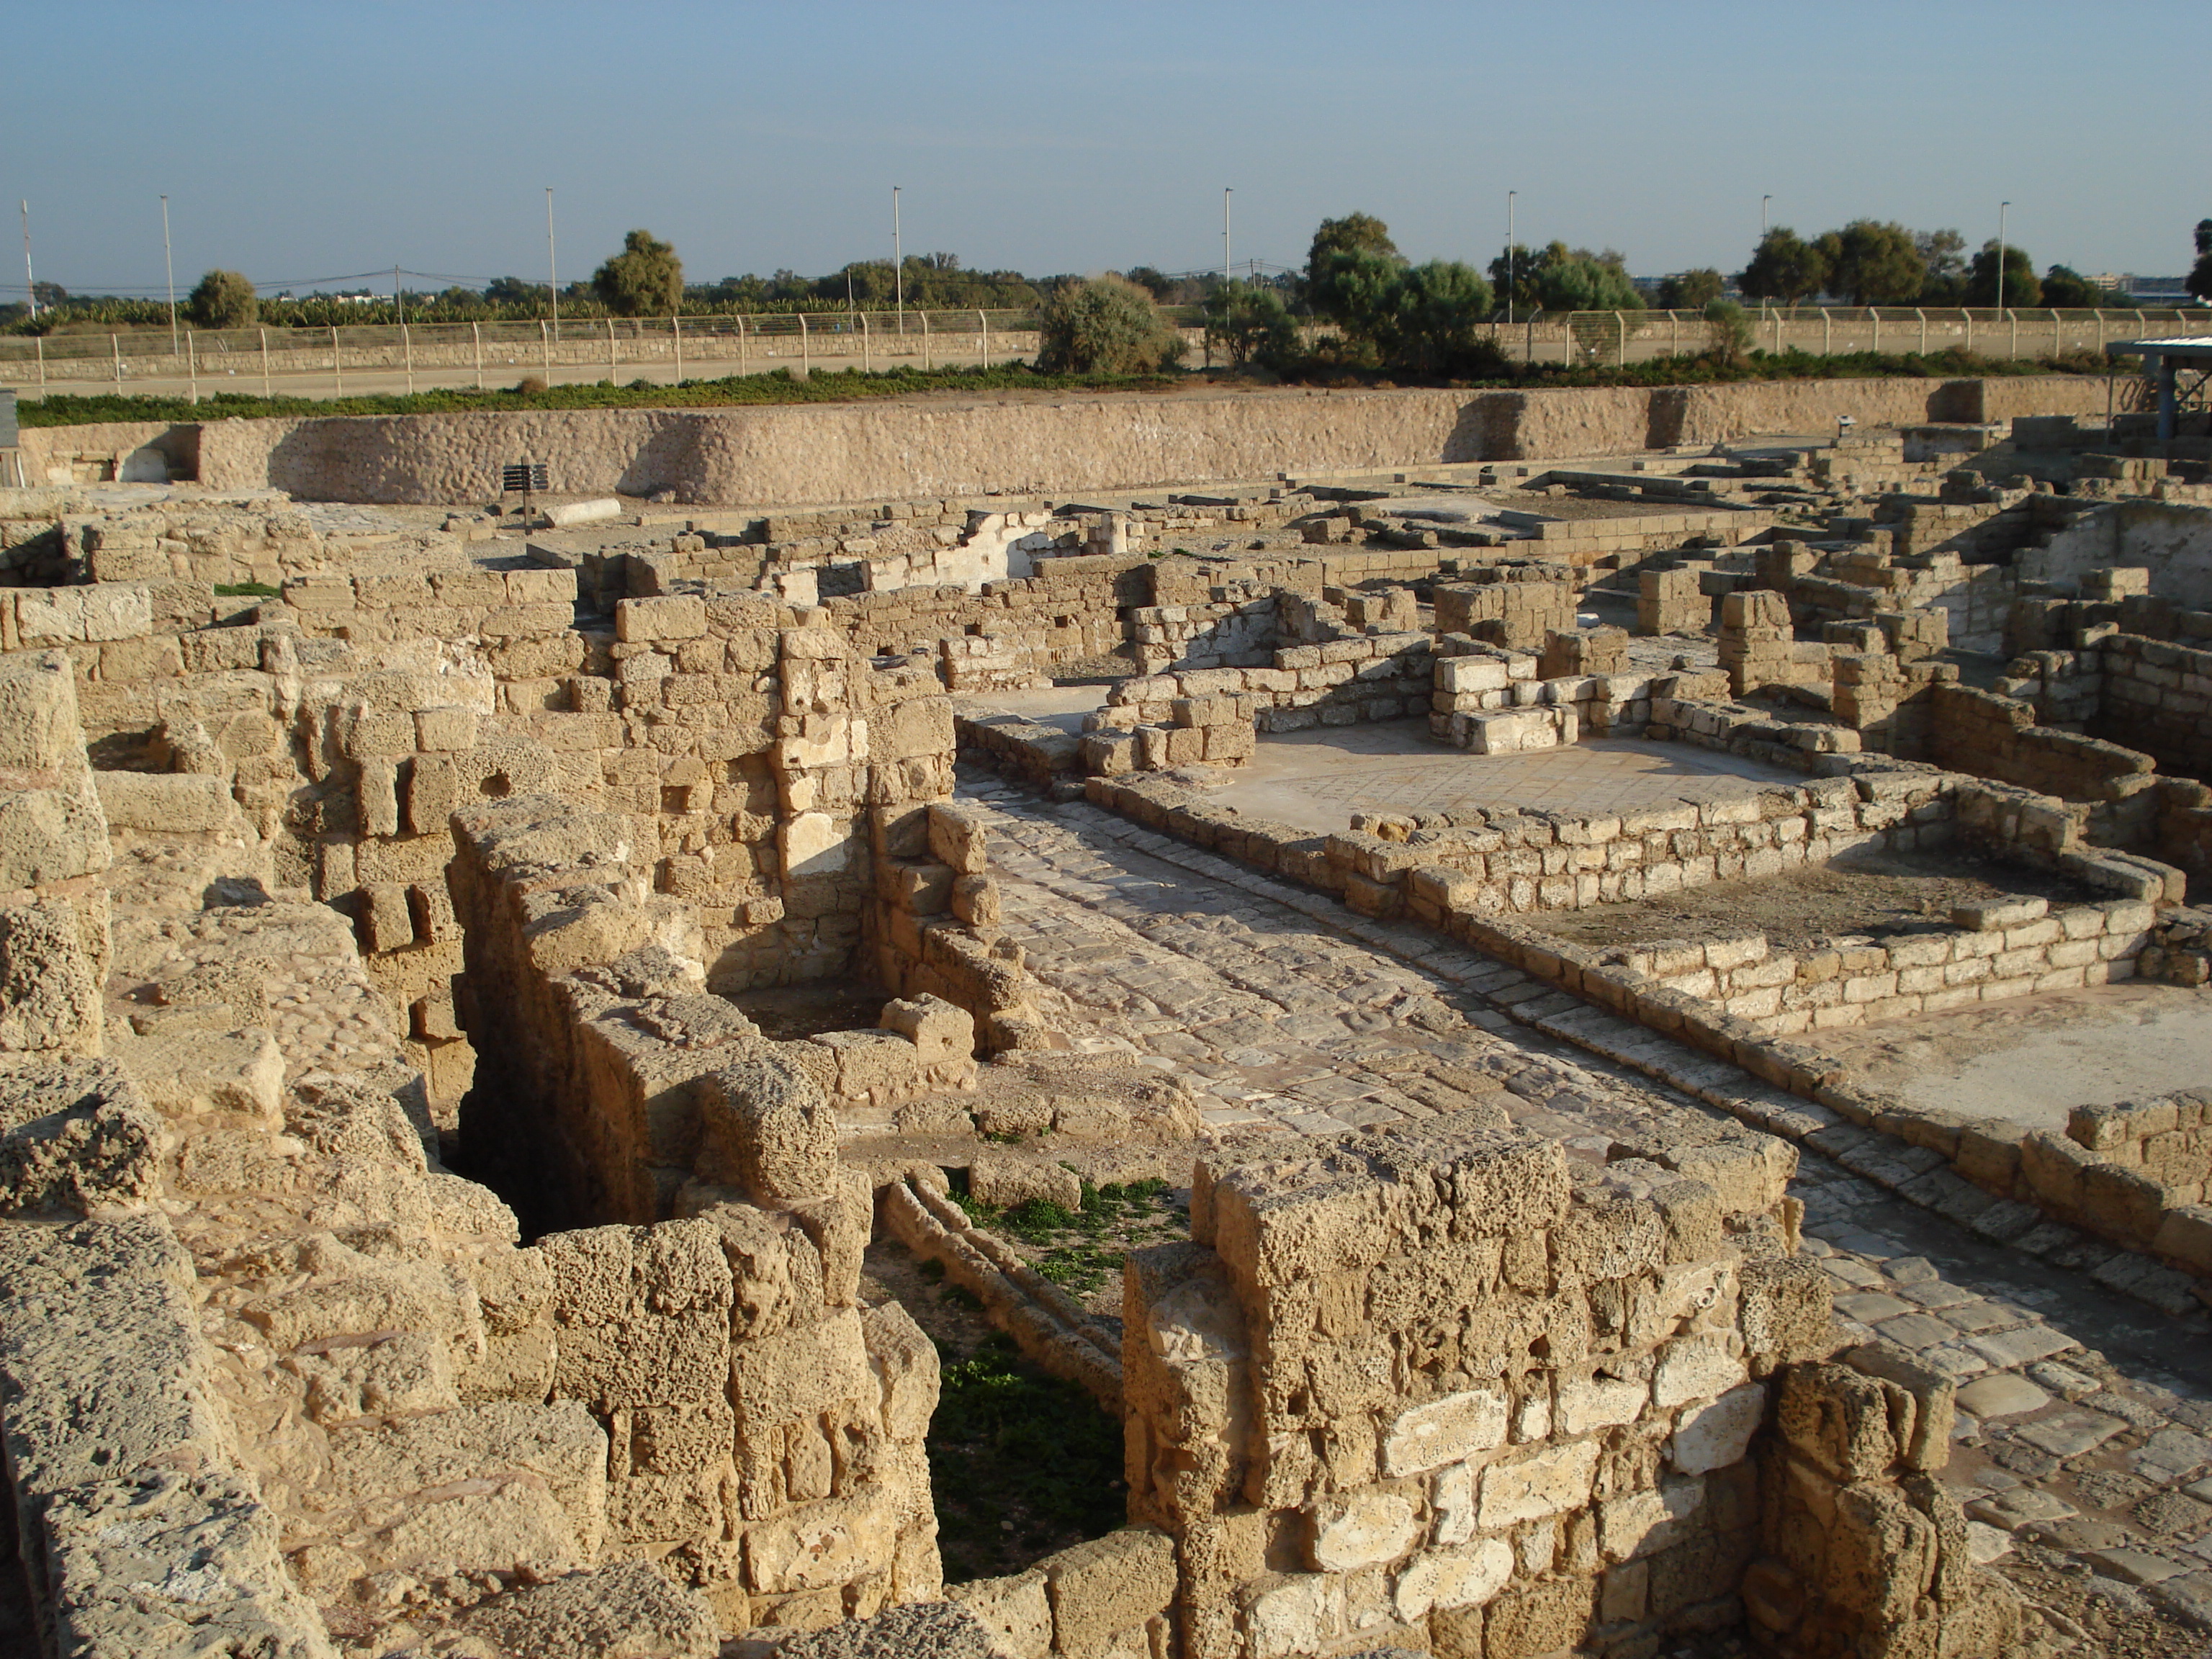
top-left (546, 188), bottom-right (558, 341)
top-left (1223, 188), bottom-right (1232, 287)
top-left (19, 202), bottom-right (33, 323)
top-left (1761, 195), bottom-right (1771, 319)
top-left (1506, 190), bottom-right (1516, 328)
top-left (161, 194), bottom-right (178, 356)
top-left (893, 186), bottom-right (903, 336)
top-left (1996, 201), bottom-right (2010, 313)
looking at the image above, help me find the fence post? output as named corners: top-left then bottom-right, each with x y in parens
top-left (1524, 313), bottom-right (1534, 364)
top-left (2049, 308), bottom-right (2060, 361)
top-left (35, 333), bottom-right (44, 392)
top-left (186, 331), bottom-right (197, 404)
top-left (673, 314), bottom-right (683, 381)
top-left (1871, 310), bottom-right (1880, 355)
top-left (113, 333), bottom-right (122, 389)
top-left (1772, 310), bottom-right (1782, 355)
top-left (332, 325), bottom-right (342, 396)
top-left (472, 321), bottom-right (483, 390)
top-left (1669, 312), bottom-right (1678, 357)
top-left (738, 315), bottom-right (747, 373)
top-left (800, 314), bottom-right (809, 377)
top-left (1964, 310), bottom-right (1973, 356)
top-left (259, 327), bottom-right (270, 397)
top-left (922, 311), bottom-right (931, 372)
top-left (2008, 309), bottom-right (2018, 361)
top-left (607, 317), bottom-right (616, 380)
top-left (403, 322), bottom-right (413, 395)
top-left (979, 309), bottom-right (989, 370)
top-left (862, 311), bottom-right (871, 373)
top-left (2092, 309), bottom-right (2105, 353)
top-left (1617, 313), bottom-right (1626, 363)
top-left (1822, 310), bottom-right (1831, 356)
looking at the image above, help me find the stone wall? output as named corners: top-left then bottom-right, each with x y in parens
top-left (1119, 1115), bottom-right (2022, 1659)
top-left (444, 791), bottom-right (1026, 1230)
top-left (1601, 891), bottom-right (2158, 1035)
top-left (9, 377), bottom-right (2105, 507)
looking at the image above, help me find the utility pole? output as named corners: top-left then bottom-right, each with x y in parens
top-left (161, 194), bottom-right (178, 355)
top-left (1223, 188), bottom-right (1232, 287)
top-left (1996, 200), bottom-right (2010, 313)
top-left (893, 186), bottom-right (903, 335)
top-left (546, 187), bottom-right (558, 341)
top-left (19, 202), bottom-right (33, 322)
top-left (395, 264), bottom-right (404, 325)
top-left (1761, 195), bottom-right (1771, 319)
top-left (1505, 191), bottom-right (1516, 328)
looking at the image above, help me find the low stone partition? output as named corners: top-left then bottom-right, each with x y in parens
top-left (1928, 683), bottom-right (2159, 826)
top-left (1606, 892), bottom-right (2160, 1035)
top-left (1082, 631), bottom-right (1434, 777)
top-left (2091, 631), bottom-right (2212, 782)
top-left (1118, 1117), bottom-right (2021, 1659)
top-left (944, 1528), bottom-right (1178, 1659)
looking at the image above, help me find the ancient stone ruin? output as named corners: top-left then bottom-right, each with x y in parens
top-left (2, 379), bottom-right (2210, 1658)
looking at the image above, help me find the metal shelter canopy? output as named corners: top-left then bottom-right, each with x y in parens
top-left (2107, 336), bottom-right (2212, 443)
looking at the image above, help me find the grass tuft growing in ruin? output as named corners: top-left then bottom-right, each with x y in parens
top-left (956, 1177), bottom-right (1179, 1297)
top-left (928, 1333), bottom-right (1125, 1581)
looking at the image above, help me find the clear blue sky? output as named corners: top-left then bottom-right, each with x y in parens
top-left (5, 0), bottom-right (2202, 298)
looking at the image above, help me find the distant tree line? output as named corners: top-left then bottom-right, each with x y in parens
top-left (6, 214), bottom-right (2199, 341)
top-left (1738, 220), bottom-right (2136, 310)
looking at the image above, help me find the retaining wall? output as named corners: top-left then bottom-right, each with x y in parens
top-left (19, 377), bottom-right (2116, 507)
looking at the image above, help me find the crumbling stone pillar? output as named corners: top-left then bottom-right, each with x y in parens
top-left (1719, 590), bottom-right (1797, 698)
top-left (1637, 568), bottom-right (1706, 637)
top-left (1539, 626), bottom-right (1629, 681)
top-left (1747, 1354), bottom-right (2026, 1659)
top-left (1123, 1117), bottom-right (1829, 1659)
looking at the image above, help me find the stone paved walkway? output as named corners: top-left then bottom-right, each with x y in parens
top-left (968, 778), bottom-right (2212, 1633)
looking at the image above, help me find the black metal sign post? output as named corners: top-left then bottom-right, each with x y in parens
top-left (502, 461), bottom-right (549, 529)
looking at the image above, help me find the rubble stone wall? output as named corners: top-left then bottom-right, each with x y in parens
top-left (1120, 1116), bottom-right (2020, 1659)
top-left (7, 377), bottom-right (2098, 505)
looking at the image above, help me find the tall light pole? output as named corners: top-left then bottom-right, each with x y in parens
top-left (1505, 191), bottom-right (1516, 328)
top-left (161, 194), bottom-right (178, 355)
top-left (1223, 188), bottom-right (1232, 287)
top-left (1761, 195), bottom-right (1771, 318)
top-left (545, 188), bottom-right (559, 341)
top-left (1996, 201), bottom-right (2010, 313)
top-left (893, 186), bottom-right (904, 335)
top-left (19, 202), bottom-right (34, 322)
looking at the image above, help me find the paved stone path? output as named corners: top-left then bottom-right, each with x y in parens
top-left (968, 778), bottom-right (2212, 1632)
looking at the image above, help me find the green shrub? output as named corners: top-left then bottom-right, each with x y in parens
top-left (188, 269), bottom-right (257, 330)
top-left (592, 230), bottom-right (683, 318)
top-left (1203, 280), bottom-right (1299, 367)
top-left (1036, 275), bottom-right (1183, 374)
top-left (1703, 297), bottom-right (1753, 364)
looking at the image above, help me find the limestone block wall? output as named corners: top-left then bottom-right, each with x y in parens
top-left (1119, 1116), bottom-right (1847, 1659)
top-left (824, 556), bottom-right (1146, 678)
top-left (1431, 565), bottom-right (1576, 650)
top-left (1083, 631), bottom-right (1433, 778)
top-left (2090, 632), bottom-right (2212, 783)
top-left (1608, 892), bottom-right (2158, 1035)
top-left (1928, 682), bottom-right (2160, 819)
top-left (0, 376), bottom-right (2067, 506)
top-left (444, 793), bottom-right (1019, 1223)
top-left (0, 652), bottom-right (114, 1071)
